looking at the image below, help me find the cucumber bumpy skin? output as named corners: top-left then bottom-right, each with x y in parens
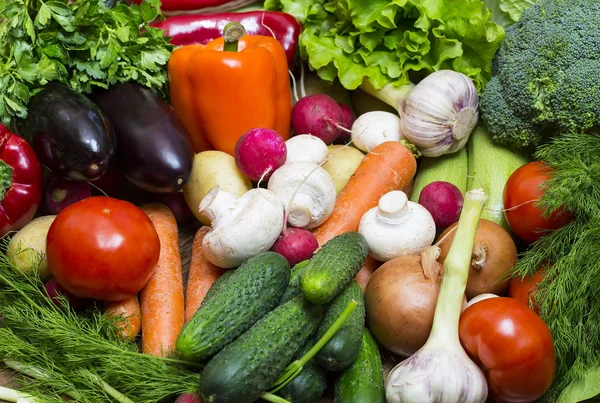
top-left (300, 232), bottom-right (369, 305)
top-left (279, 260), bottom-right (309, 305)
top-left (316, 281), bottom-right (365, 372)
top-left (277, 336), bottom-right (328, 403)
top-left (199, 295), bottom-right (325, 403)
top-left (334, 328), bottom-right (385, 403)
top-left (175, 252), bottom-right (290, 362)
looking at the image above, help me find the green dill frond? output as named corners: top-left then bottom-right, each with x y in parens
top-left (0, 237), bottom-right (200, 402)
top-left (512, 131), bottom-right (600, 401)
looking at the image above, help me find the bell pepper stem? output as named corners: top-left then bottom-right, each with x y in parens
top-left (223, 22), bottom-right (246, 52)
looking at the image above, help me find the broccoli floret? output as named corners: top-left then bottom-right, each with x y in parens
top-left (480, 0), bottom-right (600, 149)
top-left (480, 76), bottom-right (542, 148)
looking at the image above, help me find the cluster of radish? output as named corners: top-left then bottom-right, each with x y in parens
top-left (220, 93), bottom-right (357, 267)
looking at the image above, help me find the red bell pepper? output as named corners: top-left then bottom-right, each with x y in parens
top-left (151, 11), bottom-right (301, 67)
top-left (129, 0), bottom-right (257, 13)
top-left (0, 124), bottom-right (43, 236)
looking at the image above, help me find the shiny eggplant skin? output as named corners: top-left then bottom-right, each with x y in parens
top-left (92, 83), bottom-right (194, 193)
top-left (17, 83), bottom-right (116, 181)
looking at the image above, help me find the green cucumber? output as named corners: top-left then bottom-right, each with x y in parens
top-left (199, 295), bottom-right (325, 403)
top-left (202, 269), bottom-right (235, 303)
top-left (333, 328), bottom-right (384, 403)
top-left (467, 125), bottom-right (529, 232)
top-left (277, 337), bottom-right (328, 403)
top-left (279, 260), bottom-right (309, 305)
top-left (176, 252), bottom-right (290, 362)
top-left (315, 281), bottom-right (365, 371)
top-left (300, 232), bottom-right (369, 305)
top-left (409, 146), bottom-right (469, 202)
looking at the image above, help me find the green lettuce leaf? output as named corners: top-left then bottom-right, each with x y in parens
top-left (267, 0), bottom-right (506, 92)
top-left (483, 0), bottom-right (538, 27)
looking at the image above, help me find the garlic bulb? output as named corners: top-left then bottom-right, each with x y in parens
top-left (384, 189), bottom-right (490, 403)
top-left (386, 340), bottom-right (488, 403)
top-left (400, 70), bottom-right (479, 157)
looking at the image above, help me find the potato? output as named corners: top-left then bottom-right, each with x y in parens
top-left (322, 145), bottom-right (365, 195)
top-left (7, 215), bottom-right (57, 279)
top-left (183, 151), bottom-right (252, 224)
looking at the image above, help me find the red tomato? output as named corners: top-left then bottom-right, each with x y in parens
top-left (508, 268), bottom-right (546, 314)
top-left (459, 297), bottom-right (556, 403)
top-left (503, 161), bottom-right (571, 244)
top-left (46, 197), bottom-right (160, 301)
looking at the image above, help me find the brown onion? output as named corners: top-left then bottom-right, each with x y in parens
top-left (437, 219), bottom-right (517, 299)
top-left (365, 246), bottom-right (442, 357)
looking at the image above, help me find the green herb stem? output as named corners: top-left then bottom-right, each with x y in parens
top-left (269, 300), bottom-right (357, 393)
top-left (0, 385), bottom-right (37, 403)
top-left (429, 189), bottom-right (488, 343)
top-left (5, 360), bottom-right (82, 401)
top-left (79, 369), bottom-right (134, 403)
top-left (260, 392), bottom-right (292, 403)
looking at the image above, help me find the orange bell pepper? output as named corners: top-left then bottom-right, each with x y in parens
top-left (168, 22), bottom-right (292, 155)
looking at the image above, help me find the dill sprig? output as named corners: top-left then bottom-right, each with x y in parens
top-left (512, 131), bottom-right (600, 401)
top-left (0, 240), bottom-right (200, 402)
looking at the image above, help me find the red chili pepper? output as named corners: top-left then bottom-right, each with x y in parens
top-left (151, 11), bottom-right (301, 67)
top-left (0, 124), bottom-right (43, 237)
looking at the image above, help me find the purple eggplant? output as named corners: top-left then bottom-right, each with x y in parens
top-left (92, 83), bottom-right (194, 193)
top-left (17, 83), bottom-right (116, 181)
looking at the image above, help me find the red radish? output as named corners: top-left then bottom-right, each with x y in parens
top-left (234, 128), bottom-right (287, 182)
top-left (160, 192), bottom-right (195, 225)
top-left (174, 393), bottom-right (202, 403)
top-left (44, 278), bottom-right (86, 311)
top-left (418, 181), bottom-right (464, 230)
top-left (336, 103), bottom-right (356, 143)
top-left (270, 227), bottom-right (319, 267)
top-left (45, 178), bottom-right (92, 215)
top-left (292, 94), bottom-right (344, 144)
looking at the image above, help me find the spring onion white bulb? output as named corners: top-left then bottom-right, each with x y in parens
top-left (400, 70), bottom-right (479, 157)
top-left (385, 189), bottom-right (489, 403)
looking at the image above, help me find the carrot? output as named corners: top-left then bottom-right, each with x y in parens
top-left (140, 203), bottom-right (185, 357)
top-left (185, 226), bottom-right (227, 323)
top-left (354, 256), bottom-right (381, 293)
top-left (312, 141), bottom-right (417, 246)
top-left (103, 295), bottom-right (142, 341)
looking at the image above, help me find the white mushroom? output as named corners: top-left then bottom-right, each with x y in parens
top-left (200, 186), bottom-right (284, 268)
top-left (351, 111), bottom-right (403, 153)
top-left (285, 134), bottom-right (329, 165)
top-left (358, 190), bottom-right (436, 262)
top-left (268, 161), bottom-right (336, 229)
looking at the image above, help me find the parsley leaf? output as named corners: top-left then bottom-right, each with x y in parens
top-left (0, 0), bottom-right (173, 126)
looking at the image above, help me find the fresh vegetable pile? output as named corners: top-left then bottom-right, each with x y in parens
top-left (0, 0), bottom-right (598, 402)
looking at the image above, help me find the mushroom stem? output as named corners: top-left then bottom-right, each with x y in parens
top-left (199, 186), bottom-right (239, 222)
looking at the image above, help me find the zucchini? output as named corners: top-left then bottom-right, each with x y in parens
top-left (176, 252), bottom-right (289, 362)
top-left (467, 125), bottom-right (529, 231)
top-left (333, 328), bottom-right (384, 403)
top-left (199, 295), bottom-right (325, 403)
top-left (300, 232), bottom-right (369, 305)
top-left (277, 337), bottom-right (328, 403)
top-left (409, 146), bottom-right (468, 202)
top-left (316, 281), bottom-right (365, 372)
top-left (279, 260), bottom-right (309, 305)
